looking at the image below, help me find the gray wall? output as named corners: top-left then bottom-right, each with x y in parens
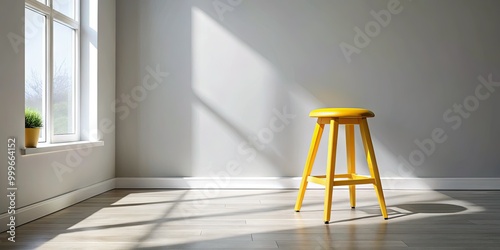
top-left (0, 0), bottom-right (116, 216)
top-left (115, 0), bottom-right (500, 179)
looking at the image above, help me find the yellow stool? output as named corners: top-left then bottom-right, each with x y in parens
top-left (294, 108), bottom-right (388, 223)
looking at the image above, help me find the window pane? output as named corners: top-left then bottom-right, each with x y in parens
top-left (53, 21), bottom-right (76, 135)
top-left (53, 0), bottom-right (75, 19)
top-left (25, 8), bottom-right (46, 140)
top-left (37, 0), bottom-right (47, 5)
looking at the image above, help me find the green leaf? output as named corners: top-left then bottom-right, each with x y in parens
top-left (25, 108), bottom-right (43, 128)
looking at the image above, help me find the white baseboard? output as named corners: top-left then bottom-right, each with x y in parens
top-left (1, 179), bottom-right (115, 232)
top-left (115, 177), bottom-right (307, 189)
top-left (381, 177), bottom-right (500, 190)
top-left (115, 177), bottom-right (500, 190)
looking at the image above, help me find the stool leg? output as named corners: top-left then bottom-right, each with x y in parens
top-left (324, 119), bottom-right (339, 224)
top-left (295, 122), bottom-right (324, 212)
top-left (359, 118), bottom-right (388, 219)
top-left (346, 124), bottom-right (356, 209)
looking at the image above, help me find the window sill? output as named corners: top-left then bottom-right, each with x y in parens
top-left (21, 141), bottom-right (104, 156)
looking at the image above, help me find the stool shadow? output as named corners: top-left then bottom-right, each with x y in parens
top-left (395, 203), bottom-right (467, 214)
top-left (360, 203), bottom-right (466, 215)
top-left (349, 203), bottom-right (468, 222)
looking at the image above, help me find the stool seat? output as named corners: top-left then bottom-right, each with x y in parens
top-left (310, 108), bottom-right (375, 118)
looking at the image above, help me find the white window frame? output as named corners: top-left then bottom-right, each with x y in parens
top-left (25, 0), bottom-right (81, 143)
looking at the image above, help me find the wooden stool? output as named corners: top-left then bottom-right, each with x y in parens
top-left (294, 108), bottom-right (388, 223)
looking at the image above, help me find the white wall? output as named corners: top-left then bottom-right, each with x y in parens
top-left (0, 0), bottom-right (115, 219)
top-left (115, 0), bottom-right (500, 180)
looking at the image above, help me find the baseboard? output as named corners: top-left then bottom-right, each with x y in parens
top-left (115, 177), bottom-right (307, 189)
top-left (381, 177), bottom-right (500, 190)
top-left (0, 179), bottom-right (115, 232)
top-left (115, 177), bottom-right (500, 190)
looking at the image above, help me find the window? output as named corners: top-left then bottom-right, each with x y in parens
top-left (25, 0), bottom-right (80, 143)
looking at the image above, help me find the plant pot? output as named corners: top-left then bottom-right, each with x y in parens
top-left (25, 128), bottom-right (41, 148)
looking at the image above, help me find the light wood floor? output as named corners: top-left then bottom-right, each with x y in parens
top-left (1, 189), bottom-right (500, 249)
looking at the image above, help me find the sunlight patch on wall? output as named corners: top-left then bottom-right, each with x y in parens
top-left (190, 7), bottom-right (286, 176)
top-left (191, 7), bottom-right (280, 131)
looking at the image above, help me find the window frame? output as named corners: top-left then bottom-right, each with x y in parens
top-left (25, 0), bottom-right (81, 143)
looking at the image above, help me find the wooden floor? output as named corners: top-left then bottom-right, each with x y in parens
top-left (1, 189), bottom-right (500, 249)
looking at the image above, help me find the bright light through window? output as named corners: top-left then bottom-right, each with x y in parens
top-left (25, 8), bottom-right (47, 141)
top-left (53, 21), bottom-right (76, 135)
top-left (54, 0), bottom-right (76, 19)
top-left (25, 0), bottom-right (80, 143)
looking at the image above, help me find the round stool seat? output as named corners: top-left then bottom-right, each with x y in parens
top-left (309, 108), bottom-right (374, 118)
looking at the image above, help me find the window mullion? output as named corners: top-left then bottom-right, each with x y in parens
top-left (47, 8), bottom-right (54, 143)
top-left (75, 23), bottom-right (81, 141)
top-left (53, 11), bottom-right (79, 29)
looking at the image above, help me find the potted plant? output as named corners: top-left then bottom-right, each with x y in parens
top-left (25, 108), bottom-right (43, 148)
